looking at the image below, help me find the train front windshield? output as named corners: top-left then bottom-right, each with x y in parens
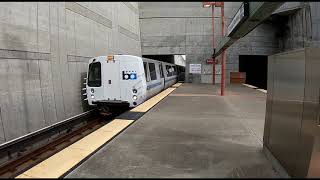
top-left (88, 62), bottom-right (101, 87)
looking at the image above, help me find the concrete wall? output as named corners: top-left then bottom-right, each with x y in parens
top-left (310, 2), bottom-right (320, 47)
top-left (139, 2), bottom-right (279, 84)
top-left (0, 2), bottom-right (141, 143)
top-left (275, 2), bottom-right (320, 51)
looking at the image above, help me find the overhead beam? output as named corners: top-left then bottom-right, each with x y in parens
top-left (214, 2), bottom-right (284, 58)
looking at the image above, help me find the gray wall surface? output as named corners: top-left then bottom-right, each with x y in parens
top-left (0, 2), bottom-right (141, 143)
top-left (276, 2), bottom-right (320, 51)
top-left (139, 2), bottom-right (279, 84)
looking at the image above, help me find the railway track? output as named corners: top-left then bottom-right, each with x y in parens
top-left (0, 109), bottom-right (123, 178)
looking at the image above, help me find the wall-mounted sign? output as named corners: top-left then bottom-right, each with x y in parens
top-left (189, 64), bottom-right (201, 74)
top-left (215, 65), bottom-right (221, 75)
top-left (206, 59), bottom-right (215, 64)
top-left (227, 2), bottom-right (249, 37)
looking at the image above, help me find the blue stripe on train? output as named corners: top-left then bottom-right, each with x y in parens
top-left (147, 77), bottom-right (177, 90)
top-left (147, 81), bottom-right (162, 90)
top-left (166, 77), bottom-right (176, 82)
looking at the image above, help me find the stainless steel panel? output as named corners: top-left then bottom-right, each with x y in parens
top-left (265, 49), bottom-right (306, 177)
top-left (302, 48), bottom-right (320, 177)
top-left (264, 48), bottom-right (320, 177)
top-left (263, 55), bottom-right (274, 146)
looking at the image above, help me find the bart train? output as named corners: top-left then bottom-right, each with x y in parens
top-left (85, 55), bottom-right (184, 113)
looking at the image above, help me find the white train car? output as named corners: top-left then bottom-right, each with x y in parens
top-left (85, 55), bottom-right (177, 112)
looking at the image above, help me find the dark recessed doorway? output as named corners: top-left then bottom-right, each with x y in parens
top-left (239, 55), bottom-right (268, 90)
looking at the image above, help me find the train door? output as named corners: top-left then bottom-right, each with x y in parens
top-left (103, 58), bottom-right (121, 100)
top-left (159, 63), bottom-right (165, 90)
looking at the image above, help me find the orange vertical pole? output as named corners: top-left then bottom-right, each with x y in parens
top-left (212, 5), bottom-right (215, 85)
top-left (220, 2), bottom-right (226, 96)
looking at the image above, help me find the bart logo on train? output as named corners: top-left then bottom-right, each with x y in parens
top-left (122, 71), bottom-right (137, 80)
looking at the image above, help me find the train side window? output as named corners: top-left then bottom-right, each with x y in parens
top-left (159, 64), bottom-right (164, 78)
top-left (149, 63), bottom-right (157, 81)
top-left (172, 66), bottom-right (177, 75)
top-left (143, 62), bottom-right (150, 82)
top-left (166, 65), bottom-right (172, 77)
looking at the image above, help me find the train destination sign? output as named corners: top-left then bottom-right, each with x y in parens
top-left (227, 2), bottom-right (249, 37)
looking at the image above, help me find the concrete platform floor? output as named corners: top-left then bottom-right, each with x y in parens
top-left (66, 83), bottom-right (280, 178)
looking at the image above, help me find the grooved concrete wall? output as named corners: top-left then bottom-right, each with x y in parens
top-left (139, 2), bottom-right (279, 84)
top-left (277, 2), bottom-right (320, 51)
top-left (0, 2), bottom-right (141, 143)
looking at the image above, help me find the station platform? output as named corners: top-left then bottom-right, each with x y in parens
top-left (63, 83), bottom-right (279, 178)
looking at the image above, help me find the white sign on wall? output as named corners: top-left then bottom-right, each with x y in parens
top-left (189, 64), bottom-right (201, 74)
top-left (215, 64), bottom-right (221, 75)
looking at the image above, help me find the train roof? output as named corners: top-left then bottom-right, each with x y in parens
top-left (90, 54), bottom-right (178, 67)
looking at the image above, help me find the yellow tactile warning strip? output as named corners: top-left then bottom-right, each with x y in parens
top-left (242, 83), bottom-right (258, 89)
top-left (130, 87), bottom-right (176, 112)
top-left (16, 83), bottom-right (182, 178)
top-left (256, 89), bottom-right (267, 93)
top-left (242, 84), bottom-right (267, 94)
top-left (171, 82), bottom-right (182, 88)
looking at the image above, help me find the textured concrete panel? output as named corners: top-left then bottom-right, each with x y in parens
top-left (6, 60), bottom-right (28, 140)
top-left (0, 60), bottom-right (8, 143)
top-left (119, 25), bottom-right (139, 41)
top-left (6, 91), bottom-right (28, 140)
top-left (123, 2), bottom-right (139, 15)
top-left (139, 2), bottom-right (212, 18)
top-left (93, 23), bottom-right (110, 56)
top-left (186, 35), bottom-right (213, 47)
top-left (118, 32), bottom-right (141, 56)
top-left (65, 2), bottom-right (112, 29)
top-left (67, 55), bottom-right (92, 63)
top-left (142, 46), bottom-right (185, 56)
top-left (49, 2), bottom-right (66, 124)
top-left (118, 3), bottom-right (140, 38)
top-left (37, 2), bottom-right (50, 53)
top-left (0, 49), bottom-right (50, 60)
top-left (0, 3), bottom-right (38, 52)
top-left (185, 18), bottom-right (212, 36)
top-left (66, 10), bottom-right (76, 56)
top-left (0, 60), bottom-right (8, 94)
top-left (67, 62), bottom-right (83, 116)
top-left (39, 61), bottom-right (57, 126)
top-left (0, 103), bottom-right (7, 143)
top-left (90, 2), bottom-right (113, 21)
top-left (75, 13), bottom-right (94, 57)
top-left (139, 2), bottom-right (242, 19)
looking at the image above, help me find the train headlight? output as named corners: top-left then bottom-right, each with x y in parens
top-left (91, 89), bottom-right (94, 93)
top-left (133, 89), bottom-right (137, 93)
top-left (133, 95), bottom-right (137, 100)
top-left (91, 94), bottom-right (95, 99)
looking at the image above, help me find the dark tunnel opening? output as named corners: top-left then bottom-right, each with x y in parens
top-left (142, 55), bottom-right (175, 64)
top-left (239, 55), bottom-right (268, 90)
